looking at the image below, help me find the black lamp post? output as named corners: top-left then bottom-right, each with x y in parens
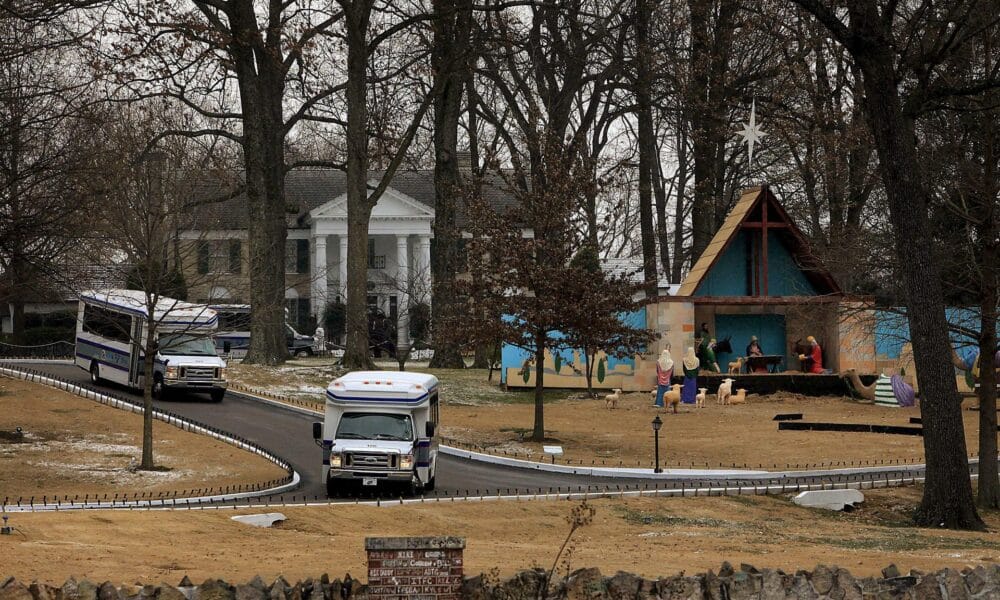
top-left (651, 415), bottom-right (663, 473)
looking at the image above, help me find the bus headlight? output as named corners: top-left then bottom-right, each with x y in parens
top-left (165, 366), bottom-right (179, 379)
top-left (329, 453), bottom-right (342, 468)
top-left (217, 367), bottom-right (227, 381)
top-left (400, 454), bottom-right (414, 470)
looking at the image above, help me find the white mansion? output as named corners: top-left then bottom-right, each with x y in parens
top-left (181, 169), bottom-right (516, 345)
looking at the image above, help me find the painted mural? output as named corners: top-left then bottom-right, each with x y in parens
top-left (501, 308), bottom-right (650, 390)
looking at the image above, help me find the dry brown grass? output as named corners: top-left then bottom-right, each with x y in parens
top-left (441, 390), bottom-right (981, 469)
top-left (0, 376), bottom-right (288, 500)
top-left (0, 487), bottom-right (997, 585)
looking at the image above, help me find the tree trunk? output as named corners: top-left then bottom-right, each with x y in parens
top-left (635, 0), bottom-right (658, 298)
top-left (852, 39), bottom-right (982, 528)
top-left (532, 329), bottom-right (546, 442)
top-left (672, 111), bottom-right (689, 283)
top-left (428, 0), bottom-right (471, 369)
top-left (654, 161), bottom-right (671, 283)
top-left (977, 257), bottom-right (998, 508)
top-left (230, 9), bottom-right (290, 366)
top-left (584, 348), bottom-right (594, 398)
top-left (141, 326), bottom-right (155, 469)
top-left (341, 2), bottom-right (376, 370)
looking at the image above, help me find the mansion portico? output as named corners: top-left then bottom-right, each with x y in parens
top-left (181, 169), bottom-right (511, 346)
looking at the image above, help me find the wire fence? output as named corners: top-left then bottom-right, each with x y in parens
top-left (0, 340), bottom-right (74, 359)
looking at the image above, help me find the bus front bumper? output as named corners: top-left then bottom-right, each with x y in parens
top-left (164, 378), bottom-right (228, 391)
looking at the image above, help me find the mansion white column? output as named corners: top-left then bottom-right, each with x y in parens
top-left (396, 234), bottom-right (410, 348)
top-left (417, 235), bottom-right (432, 301)
top-left (338, 234), bottom-right (348, 300)
top-left (311, 235), bottom-right (327, 317)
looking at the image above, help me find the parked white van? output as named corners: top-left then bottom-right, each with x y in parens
top-left (313, 371), bottom-right (440, 496)
top-left (75, 290), bottom-right (228, 401)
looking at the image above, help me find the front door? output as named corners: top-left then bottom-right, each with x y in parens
top-left (127, 316), bottom-right (143, 388)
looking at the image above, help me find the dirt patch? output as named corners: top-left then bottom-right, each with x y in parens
top-left (0, 486), bottom-right (997, 584)
top-left (0, 376), bottom-right (288, 499)
top-left (228, 364), bottom-right (980, 469)
top-left (441, 388), bottom-right (981, 468)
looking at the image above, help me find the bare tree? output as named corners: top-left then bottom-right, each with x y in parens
top-left (82, 104), bottom-right (233, 468)
top-left (107, 0), bottom-right (346, 365)
top-left (793, 0), bottom-right (1000, 530)
top-left (0, 7), bottom-right (102, 343)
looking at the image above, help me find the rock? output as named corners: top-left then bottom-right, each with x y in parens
top-left (563, 568), bottom-right (604, 599)
top-left (155, 586), bottom-right (185, 600)
top-left (906, 575), bottom-right (942, 600)
top-left (97, 583), bottom-right (119, 600)
top-left (739, 564), bottom-right (760, 575)
top-left (760, 571), bottom-right (789, 598)
top-left (811, 564), bottom-right (834, 595)
top-left (175, 581), bottom-right (191, 592)
top-left (458, 576), bottom-right (489, 600)
top-left (497, 569), bottom-right (546, 599)
top-left (64, 581), bottom-right (96, 600)
top-left (938, 569), bottom-right (967, 600)
top-left (267, 579), bottom-right (289, 600)
top-left (233, 586), bottom-right (264, 600)
top-left (197, 580), bottom-right (233, 600)
top-left (719, 562), bottom-right (735, 578)
top-left (832, 568), bottom-right (862, 600)
top-left (882, 564), bottom-right (901, 580)
top-left (789, 574), bottom-right (819, 600)
top-left (0, 579), bottom-right (33, 600)
top-left (792, 489), bottom-right (864, 511)
top-left (28, 582), bottom-right (61, 600)
top-left (658, 576), bottom-right (703, 600)
top-left (230, 514), bottom-right (286, 529)
top-left (609, 571), bottom-right (651, 598)
top-left (964, 568), bottom-right (987, 595)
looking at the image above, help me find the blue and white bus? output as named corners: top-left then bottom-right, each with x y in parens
top-left (210, 304), bottom-right (251, 359)
top-left (75, 290), bottom-right (228, 401)
top-left (210, 304), bottom-right (317, 359)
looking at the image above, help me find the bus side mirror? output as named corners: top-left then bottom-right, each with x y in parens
top-left (224, 341), bottom-right (231, 353)
top-left (312, 422), bottom-right (322, 440)
top-left (425, 422), bottom-right (436, 438)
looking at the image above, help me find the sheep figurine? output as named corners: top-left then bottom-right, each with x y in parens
top-left (664, 383), bottom-right (682, 413)
top-left (695, 387), bottom-right (707, 408)
top-left (730, 388), bottom-right (747, 405)
top-left (717, 378), bottom-right (734, 405)
top-left (605, 388), bottom-right (622, 409)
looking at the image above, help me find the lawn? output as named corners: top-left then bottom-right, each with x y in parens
top-left (1, 486), bottom-right (997, 584)
top-left (0, 376), bottom-right (289, 500)
top-left (227, 360), bottom-right (982, 470)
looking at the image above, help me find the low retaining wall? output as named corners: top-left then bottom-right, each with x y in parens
top-left (3, 563), bottom-right (998, 599)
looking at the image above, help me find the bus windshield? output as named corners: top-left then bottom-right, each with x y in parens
top-left (159, 334), bottom-right (218, 356)
top-left (335, 413), bottom-right (413, 441)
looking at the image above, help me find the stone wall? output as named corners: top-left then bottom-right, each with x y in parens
top-left (5, 562), bottom-right (998, 600)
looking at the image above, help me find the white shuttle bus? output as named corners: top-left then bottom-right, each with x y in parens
top-left (210, 303), bottom-right (251, 359)
top-left (75, 290), bottom-right (228, 401)
top-left (313, 371), bottom-right (440, 496)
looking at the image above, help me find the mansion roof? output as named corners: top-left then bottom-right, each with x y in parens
top-left (190, 169), bottom-right (519, 231)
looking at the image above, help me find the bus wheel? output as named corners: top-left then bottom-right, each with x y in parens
top-left (325, 478), bottom-right (338, 498)
top-left (89, 362), bottom-right (103, 385)
top-left (210, 389), bottom-right (225, 402)
top-left (424, 475), bottom-right (436, 492)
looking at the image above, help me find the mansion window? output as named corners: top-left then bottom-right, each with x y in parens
top-left (197, 240), bottom-right (242, 275)
top-left (286, 239), bottom-right (310, 274)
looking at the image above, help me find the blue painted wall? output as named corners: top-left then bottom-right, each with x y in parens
top-left (694, 230), bottom-right (817, 297)
top-left (875, 308), bottom-right (988, 361)
top-left (500, 308), bottom-right (646, 384)
top-left (714, 314), bottom-right (787, 371)
top-left (766, 231), bottom-right (817, 296)
top-left (695, 231), bottom-right (750, 296)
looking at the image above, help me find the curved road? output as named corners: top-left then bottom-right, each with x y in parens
top-left (15, 362), bottom-right (965, 505)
